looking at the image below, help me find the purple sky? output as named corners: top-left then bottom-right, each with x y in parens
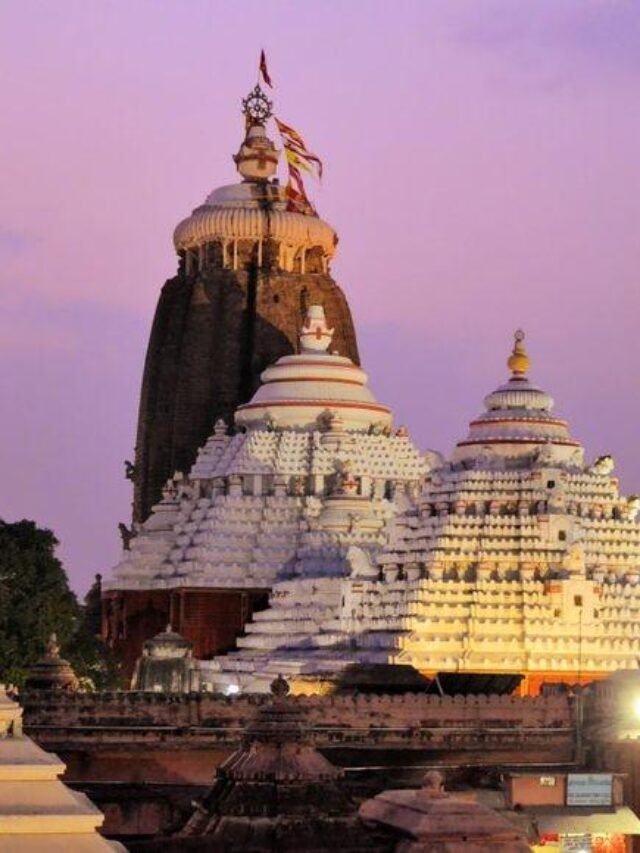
top-left (2, 1), bottom-right (640, 594)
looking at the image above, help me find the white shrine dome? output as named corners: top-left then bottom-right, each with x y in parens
top-left (452, 330), bottom-right (582, 464)
top-left (235, 305), bottom-right (392, 432)
top-left (173, 123), bottom-right (336, 261)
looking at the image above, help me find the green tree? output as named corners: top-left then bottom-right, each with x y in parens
top-left (0, 519), bottom-right (121, 688)
top-left (71, 574), bottom-right (122, 690)
top-left (0, 519), bottom-right (78, 686)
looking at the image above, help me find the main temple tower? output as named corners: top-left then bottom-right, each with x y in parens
top-left (133, 85), bottom-right (359, 522)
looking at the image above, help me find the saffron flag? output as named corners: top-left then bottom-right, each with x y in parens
top-left (285, 147), bottom-right (314, 175)
top-left (284, 164), bottom-right (316, 215)
top-left (259, 50), bottom-right (273, 88)
top-left (274, 117), bottom-right (323, 181)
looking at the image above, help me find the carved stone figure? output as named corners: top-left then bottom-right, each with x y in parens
top-left (591, 454), bottom-right (615, 475)
top-left (346, 546), bottom-right (378, 579)
top-left (118, 522), bottom-right (135, 551)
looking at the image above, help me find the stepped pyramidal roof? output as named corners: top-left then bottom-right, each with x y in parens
top-left (106, 305), bottom-right (422, 595)
top-left (0, 685), bottom-right (123, 851)
top-left (107, 316), bottom-right (640, 694)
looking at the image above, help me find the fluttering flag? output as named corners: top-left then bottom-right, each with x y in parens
top-left (274, 115), bottom-right (323, 213)
top-left (274, 117), bottom-right (323, 180)
top-left (284, 164), bottom-right (317, 216)
top-left (259, 50), bottom-right (273, 88)
top-left (285, 147), bottom-right (314, 176)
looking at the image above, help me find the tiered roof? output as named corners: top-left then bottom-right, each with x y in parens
top-left (209, 333), bottom-right (640, 693)
top-left (0, 685), bottom-right (122, 851)
top-left (104, 307), bottom-right (425, 594)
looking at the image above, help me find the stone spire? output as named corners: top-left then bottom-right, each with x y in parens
top-left (129, 81), bottom-right (359, 526)
top-left (452, 328), bottom-right (581, 465)
top-left (234, 305), bottom-right (390, 431)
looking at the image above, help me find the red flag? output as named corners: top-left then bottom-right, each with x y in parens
top-left (285, 164), bottom-right (316, 215)
top-left (259, 50), bottom-right (273, 88)
top-left (274, 117), bottom-right (323, 180)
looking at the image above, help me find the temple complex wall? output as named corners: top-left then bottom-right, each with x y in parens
top-left (22, 690), bottom-right (573, 737)
top-left (21, 690), bottom-right (575, 841)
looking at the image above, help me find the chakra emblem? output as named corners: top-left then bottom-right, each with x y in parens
top-left (242, 85), bottom-right (273, 125)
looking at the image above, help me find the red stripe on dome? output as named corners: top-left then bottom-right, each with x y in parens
top-left (264, 376), bottom-right (364, 387)
top-left (456, 438), bottom-right (581, 447)
top-left (237, 400), bottom-right (391, 414)
top-left (274, 359), bottom-right (359, 369)
top-left (469, 416), bottom-right (568, 428)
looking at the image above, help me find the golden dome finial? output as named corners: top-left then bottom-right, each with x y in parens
top-left (507, 329), bottom-right (529, 376)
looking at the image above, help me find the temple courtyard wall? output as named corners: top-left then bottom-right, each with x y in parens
top-left (22, 690), bottom-right (575, 840)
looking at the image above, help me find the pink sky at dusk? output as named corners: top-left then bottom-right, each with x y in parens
top-left (1, 1), bottom-right (639, 594)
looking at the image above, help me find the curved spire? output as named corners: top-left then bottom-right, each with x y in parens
top-left (507, 329), bottom-right (530, 377)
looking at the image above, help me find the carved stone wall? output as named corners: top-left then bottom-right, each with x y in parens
top-left (22, 690), bottom-right (575, 841)
top-left (23, 690), bottom-right (572, 736)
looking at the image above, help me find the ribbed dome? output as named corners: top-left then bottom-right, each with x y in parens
top-left (453, 331), bottom-right (582, 464)
top-left (235, 306), bottom-right (391, 432)
top-left (174, 194), bottom-right (336, 257)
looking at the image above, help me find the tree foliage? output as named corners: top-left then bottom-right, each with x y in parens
top-left (0, 519), bottom-right (121, 688)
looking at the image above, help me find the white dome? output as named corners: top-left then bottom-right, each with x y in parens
top-left (235, 306), bottom-right (392, 432)
top-left (453, 333), bottom-right (581, 463)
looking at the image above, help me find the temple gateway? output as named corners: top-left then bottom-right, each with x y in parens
top-left (103, 85), bottom-right (640, 696)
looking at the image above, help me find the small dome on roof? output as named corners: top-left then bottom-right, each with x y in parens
top-left (235, 306), bottom-right (391, 432)
top-left (453, 331), bottom-right (582, 465)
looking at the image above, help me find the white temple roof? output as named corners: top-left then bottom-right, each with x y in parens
top-left (0, 686), bottom-right (122, 851)
top-left (104, 306), bottom-right (424, 593)
top-left (236, 306), bottom-right (392, 432)
top-left (453, 331), bottom-right (582, 464)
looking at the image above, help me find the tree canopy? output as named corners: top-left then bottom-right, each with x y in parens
top-left (0, 519), bottom-right (120, 688)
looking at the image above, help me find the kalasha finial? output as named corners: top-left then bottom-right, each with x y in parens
top-left (241, 84), bottom-right (273, 126)
top-left (300, 305), bottom-right (334, 353)
top-left (507, 328), bottom-right (530, 377)
top-left (270, 674), bottom-right (290, 697)
top-left (234, 86), bottom-right (279, 181)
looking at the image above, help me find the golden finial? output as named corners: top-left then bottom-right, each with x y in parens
top-left (507, 329), bottom-right (529, 376)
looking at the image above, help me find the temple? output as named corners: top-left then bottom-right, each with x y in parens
top-left (132, 83), bottom-right (358, 524)
top-left (102, 76), bottom-right (640, 698)
top-left (106, 307), bottom-right (640, 694)
top-left (104, 305), bottom-right (424, 673)
top-left (208, 330), bottom-right (640, 694)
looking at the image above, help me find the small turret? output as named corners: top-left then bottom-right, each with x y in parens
top-left (24, 633), bottom-right (79, 692)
